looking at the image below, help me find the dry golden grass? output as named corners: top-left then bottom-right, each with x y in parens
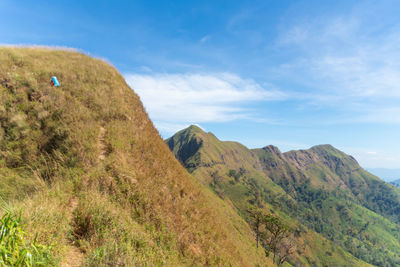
top-left (0, 47), bottom-right (270, 266)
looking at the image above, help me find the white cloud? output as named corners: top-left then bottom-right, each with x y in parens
top-left (125, 72), bottom-right (285, 133)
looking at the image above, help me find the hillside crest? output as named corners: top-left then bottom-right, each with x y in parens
top-left (0, 48), bottom-right (269, 266)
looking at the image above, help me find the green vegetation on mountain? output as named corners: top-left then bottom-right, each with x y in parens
top-left (0, 47), bottom-right (272, 266)
top-left (247, 207), bottom-right (295, 266)
top-left (167, 125), bottom-right (400, 267)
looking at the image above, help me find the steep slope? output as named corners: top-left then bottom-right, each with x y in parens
top-left (0, 47), bottom-right (269, 266)
top-left (167, 125), bottom-right (400, 266)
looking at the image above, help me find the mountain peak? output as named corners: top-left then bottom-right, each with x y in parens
top-left (309, 144), bottom-right (358, 163)
top-left (311, 144), bottom-right (334, 149)
top-left (188, 124), bottom-right (203, 130)
top-left (181, 124), bottom-right (205, 134)
top-left (310, 144), bottom-right (338, 153)
top-left (283, 144), bottom-right (360, 171)
top-left (261, 145), bottom-right (282, 155)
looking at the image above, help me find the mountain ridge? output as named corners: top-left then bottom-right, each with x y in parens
top-left (167, 124), bottom-right (400, 266)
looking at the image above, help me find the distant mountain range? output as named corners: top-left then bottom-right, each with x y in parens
top-left (167, 125), bottom-right (400, 266)
top-left (391, 179), bottom-right (400, 188)
top-left (367, 168), bottom-right (400, 182)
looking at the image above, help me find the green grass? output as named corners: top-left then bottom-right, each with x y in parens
top-left (0, 209), bottom-right (56, 266)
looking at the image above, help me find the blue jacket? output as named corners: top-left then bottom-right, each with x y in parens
top-left (51, 76), bottom-right (60, 87)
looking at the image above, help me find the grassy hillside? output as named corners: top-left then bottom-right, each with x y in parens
top-left (0, 47), bottom-right (271, 266)
top-left (167, 125), bottom-right (400, 266)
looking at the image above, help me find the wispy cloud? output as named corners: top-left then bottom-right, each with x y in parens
top-left (343, 147), bottom-right (400, 169)
top-left (274, 8), bottom-right (400, 124)
top-left (139, 66), bottom-right (152, 73)
top-left (200, 35), bottom-right (211, 43)
top-left (125, 72), bottom-right (285, 133)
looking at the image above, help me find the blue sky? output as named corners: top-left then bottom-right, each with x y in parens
top-left (1, 0), bottom-right (400, 169)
